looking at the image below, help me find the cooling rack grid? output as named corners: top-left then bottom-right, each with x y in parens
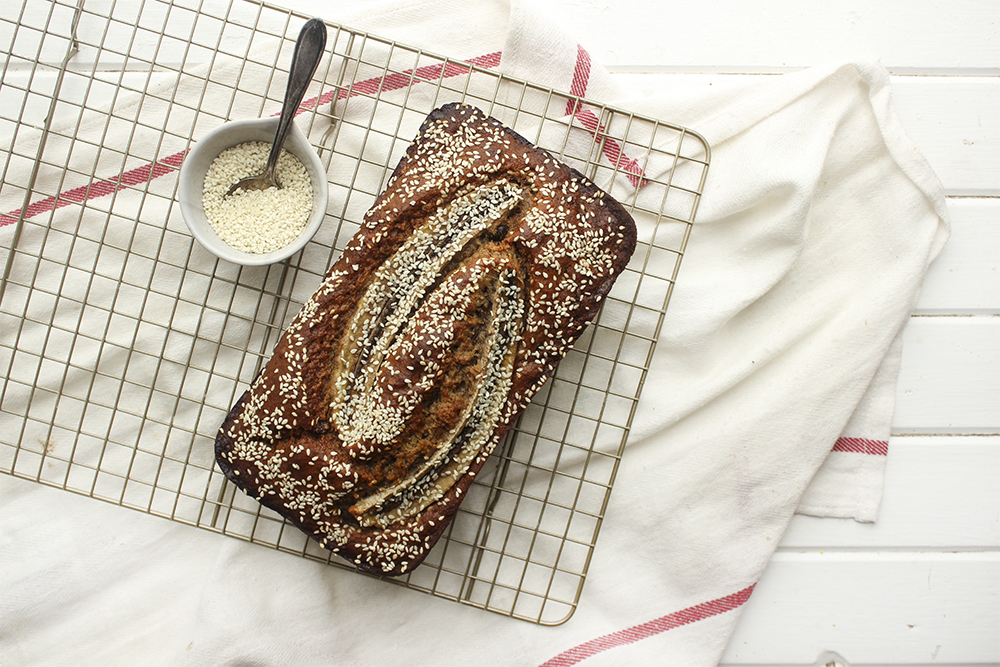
top-left (0, 0), bottom-right (709, 625)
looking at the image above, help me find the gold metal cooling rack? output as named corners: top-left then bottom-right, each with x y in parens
top-left (0, 0), bottom-right (709, 625)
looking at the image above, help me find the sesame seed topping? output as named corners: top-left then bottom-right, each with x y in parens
top-left (215, 102), bottom-right (636, 576)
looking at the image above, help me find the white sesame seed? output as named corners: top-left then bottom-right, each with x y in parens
top-left (202, 141), bottom-right (313, 254)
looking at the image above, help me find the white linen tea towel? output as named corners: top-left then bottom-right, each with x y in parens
top-left (0, 0), bottom-right (949, 665)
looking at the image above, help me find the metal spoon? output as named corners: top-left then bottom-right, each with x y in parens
top-left (225, 17), bottom-right (327, 198)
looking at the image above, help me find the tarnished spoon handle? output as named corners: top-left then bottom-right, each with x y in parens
top-left (263, 17), bottom-right (328, 183)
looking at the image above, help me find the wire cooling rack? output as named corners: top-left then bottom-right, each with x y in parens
top-left (0, 0), bottom-right (709, 625)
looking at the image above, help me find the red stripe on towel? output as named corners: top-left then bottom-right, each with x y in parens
top-left (313, 51), bottom-right (503, 108)
top-left (563, 45), bottom-right (648, 188)
top-left (1, 53), bottom-right (502, 228)
top-left (568, 44), bottom-right (591, 101)
top-left (539, 584), bottom-right (756, 667)
top-left (832, 437), bottom-right (889, 456)
top-left (3, 47), bottom-right (646, 226)
top-left (574, 108), bottom-right (649, 187)
top-left (0, 151), bottom-right (189, 228)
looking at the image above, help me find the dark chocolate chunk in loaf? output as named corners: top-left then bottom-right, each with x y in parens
top-left (215, 102), bottom-right (637, 576)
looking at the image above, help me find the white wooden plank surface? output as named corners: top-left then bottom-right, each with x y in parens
top-left (5, 0), bottom-right (998, 663)
top-left (780, 437), bottom-right (1000, 549)
top-left (532, 0), bottom-right (999, 74)
top-left (889, 77), bottom-right (1000, 196)
top-left (918, 199), bottom-right (999, 314)
top-left (894, 318), bottom-right (1000, 433)
top-left (722, 552), bottom-right (1000, 664)
top-left (522, 0), bottom-right (999, 663)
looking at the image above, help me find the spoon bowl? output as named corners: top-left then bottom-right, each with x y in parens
top-left (177, 117), bottom-right (328, 266)
top-left (225, 17), bottom-right (327, 198)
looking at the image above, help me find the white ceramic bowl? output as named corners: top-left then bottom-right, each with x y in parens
top-left (178, 117), bottom-right (328, 266)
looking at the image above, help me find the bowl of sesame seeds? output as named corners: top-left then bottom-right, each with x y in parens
top-left (178, 117), bottom-right (328, 265)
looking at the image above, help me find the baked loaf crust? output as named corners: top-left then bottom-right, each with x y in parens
top-left (215, 103), bottom-right (636, 576)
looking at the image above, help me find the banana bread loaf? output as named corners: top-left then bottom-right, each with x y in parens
top-left (215, 102), bottom-right (636, 576)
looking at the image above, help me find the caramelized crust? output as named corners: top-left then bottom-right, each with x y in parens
top-left (215, 103), bottom-right (636, 575)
